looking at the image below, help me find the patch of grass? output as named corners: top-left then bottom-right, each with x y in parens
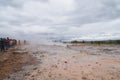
top-left (69, 40), bottom-right (120, 44)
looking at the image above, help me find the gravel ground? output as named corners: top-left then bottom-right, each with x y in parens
top-left (1, 43), bottom-right (120, 80)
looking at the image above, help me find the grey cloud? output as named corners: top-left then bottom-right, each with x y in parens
top-left (0, 0), bottom-right (120, 40)
top-left (0, 0), bottom-right (23, 8)
top-left (35, 0), bottom-right (49, 2)
top-left (66, 0), bottom-right (120, 26)
top-left (0, 0), bottom-right (48, 9)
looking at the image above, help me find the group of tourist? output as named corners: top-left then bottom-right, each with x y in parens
top-left (0, 37), bottom-right (18, 52)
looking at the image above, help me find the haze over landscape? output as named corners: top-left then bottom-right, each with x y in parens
top-left (0, 0), bottom-right (120, 41)
top-left (1, 1), bottom-right (120, 80)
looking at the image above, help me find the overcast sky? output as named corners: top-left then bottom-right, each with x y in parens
top-left (0, 0), bottom-right (120, 40)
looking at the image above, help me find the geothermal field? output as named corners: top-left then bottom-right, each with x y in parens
top-left (0, 42), bottom-right (120, 80)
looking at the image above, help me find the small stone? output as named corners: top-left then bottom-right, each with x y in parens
top-left (64, 61), bottom-right (67, 63)
top-left (25, 72), bottom-right (31, 76)
top-left (7, 76), bottom-right (10, 79)
top-left (111, 77), bottom-right (114, 79)
top-left (96, 62), bottom-right (98, 64)
top-left (64, 68), bottom-right (67, 70)
top-left (33, 67), bottom-right (37, 70)
top-left (31, 75), bottom-right (34, 77)
top-left (72, 56), bottom-right (75, 58)
top-left (59, 74), bottom-right (62, 76)
top-left (48, 74), bottom-right (52, 77)
top-left (82, 76), bottom-right (87, 80)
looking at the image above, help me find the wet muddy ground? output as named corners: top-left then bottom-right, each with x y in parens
top-left (0, 46), bottom-right (37, 80)
top-left (0, 43), bottom-right (120, 80)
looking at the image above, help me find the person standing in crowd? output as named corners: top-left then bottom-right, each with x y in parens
top-left (18, 40), bottom-right (21, 45)
top-left (14, 39), bottom-right (17, 45)
top-left (6, 37), bottom-right (10, 50)
top-left (24, 40), bottom-right (26, 45)
top-left (0, 38), bottom-right (5, 52)
top-left (3, 38), bottom-right (7, 50)
top-left (10, 39), bottom-right (14, 47)
top-left (13, 39), bottom-right (16, 46)
top-left (0, 38), bottom-right (2, 52)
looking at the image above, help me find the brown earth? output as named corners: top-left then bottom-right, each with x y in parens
top-left (0, 46), bottom-right (37, 80)
top-left (0, 43), bottom-right (120, 80)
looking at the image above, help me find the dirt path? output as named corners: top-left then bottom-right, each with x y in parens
top-left (1, 43), bottom-right (120, 80)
